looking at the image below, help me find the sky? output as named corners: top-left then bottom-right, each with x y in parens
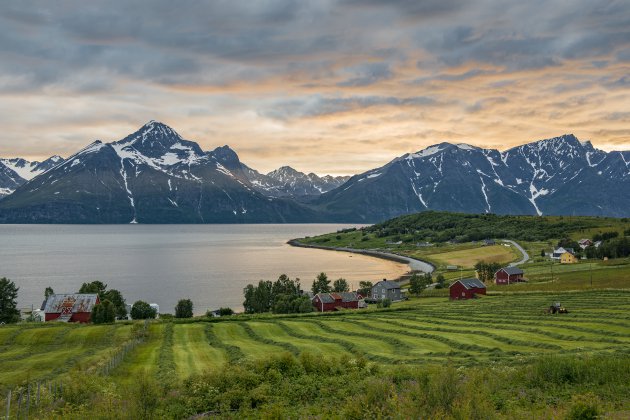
top-left (0, 1), bottom-right (629, 176)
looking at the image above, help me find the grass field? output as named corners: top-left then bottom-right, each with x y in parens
top-left (2, 290), bottom-right (629, 392)
top-left (425, 244), bottom-right (517, 268)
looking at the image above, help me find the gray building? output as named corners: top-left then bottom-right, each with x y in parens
top-left (370, 280), bottom-right (404, 302)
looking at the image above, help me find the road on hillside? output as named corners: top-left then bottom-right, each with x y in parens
top-left (504, 240), bottom-right (530, 266)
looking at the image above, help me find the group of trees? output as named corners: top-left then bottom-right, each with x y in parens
top-left (408, 273), bottom-right (447, 296)
top-left (364, 211), bottom-right (597, 243)
top-left (311, 272), bottom-right (350, 294)
top-left (243, 274), bottom-right (313, 314)
top-left (80, 281), bottom-right (128, 321)
top-left (474, 261), bottom-right (502, 282)
top-left (585, 237), bottom-right (630, 260)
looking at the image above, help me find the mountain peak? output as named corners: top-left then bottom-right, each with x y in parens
top-left (210, 145), bottom-right (241, 168)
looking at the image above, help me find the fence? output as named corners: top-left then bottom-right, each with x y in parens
top-left (3, 380), bottom-right (64, 420)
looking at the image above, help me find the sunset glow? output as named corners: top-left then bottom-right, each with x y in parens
top-left (0, 1), bottom-right (628, 175)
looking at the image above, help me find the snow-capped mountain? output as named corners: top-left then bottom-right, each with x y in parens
top-left (244, 165), bottom-right (350, 198)
top-left (1, 125), bottom-right (628, 223)
top-left (0, 156), bottom-right (64, 197)
top-left (0, 121), bottom-right (321, 223)
top-left (316, 134), bottom-right (630, 221)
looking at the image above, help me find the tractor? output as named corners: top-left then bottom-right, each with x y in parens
top-left (547, 302), bottom-right (568, 314)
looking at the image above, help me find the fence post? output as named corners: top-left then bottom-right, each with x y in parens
top-left (26, 384), bottom-right (30, 419)
top-left (6, 390), bottom-right (10, 420)
top-left (16, 391), bottom-right (22, 420)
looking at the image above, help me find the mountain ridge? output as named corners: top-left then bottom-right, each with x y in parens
top-left (0, 122), bottom-right (628, 222)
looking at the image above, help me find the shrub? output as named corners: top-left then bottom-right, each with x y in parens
top-left (131, 300), bottom-right (157, 320)
top-left (175, 299), bottom-right (194, 318)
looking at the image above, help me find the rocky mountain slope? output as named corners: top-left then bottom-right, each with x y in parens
top-left (0, 122), bottom-right (322, 223)
top-left (0, 156), bottom-right (64, 197)
top-left (315, 135), bottom-right (630, 221)
top-left (1, 124), bottom-right (628, 223)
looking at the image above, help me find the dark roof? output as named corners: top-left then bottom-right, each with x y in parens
top-left (498, 267), bottom-right (524, 276)
top-left (339, 292), bottom-right (361, 302)
top-left (373, 280), bottom-right (400, 290)
top-left (313, 292), bottom-right (361, 303)
top-left (313, 293), bottom-right (336, 303)
top-left (451, 278), bottom-right (486, 290)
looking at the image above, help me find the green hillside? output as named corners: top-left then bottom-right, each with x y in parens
top-left (1, 290), bottom-right (629, 418)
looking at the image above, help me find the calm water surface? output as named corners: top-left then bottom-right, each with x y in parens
top-left (0, 224), bottom-right (408, 314)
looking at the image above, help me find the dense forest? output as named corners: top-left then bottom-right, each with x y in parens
top-left (364, 211), bottom-right (627, 243)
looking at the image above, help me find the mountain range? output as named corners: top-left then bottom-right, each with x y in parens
top-left (0, 121), bottom-right (628, 223)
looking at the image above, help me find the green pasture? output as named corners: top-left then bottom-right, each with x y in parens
top-left (2, 290), bottom-right (629, 391)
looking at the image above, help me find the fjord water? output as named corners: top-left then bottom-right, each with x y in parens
top-left (0, 224), bottom-right (407, 314)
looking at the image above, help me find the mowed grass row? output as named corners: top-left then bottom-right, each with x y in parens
top-left (2, 290), bottom-right (628, 388)
top-left (0, 324), bottom-right (134, 388)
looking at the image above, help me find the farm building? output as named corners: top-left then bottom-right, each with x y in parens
top-left (312, 292), bottom-right (363, 312)
top-left (484, 239), bottom-right (496, 246)
top-left (449, 278), bottom-right (486, 300)
top-left (43, 294), bottom-right (99, 323)
top-left (551, 247), bottom-right (574, 259)
top-left (371, 279), bottom-right (404, 301)
top-left (495, 267), bottom-right (525, 285)
top-left (578, 239), bottom-right (593, 249)
top-left (560, 251), bottom-right (579, 264)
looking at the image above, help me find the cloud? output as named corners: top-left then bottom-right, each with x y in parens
top-left (260, 95), bottom-right (438, 120)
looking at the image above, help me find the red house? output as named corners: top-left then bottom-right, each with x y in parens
top-left (494, 267), bottom-right (525, 285)
top-left (312, 292), bottom-right (362, 312)
top-left (43, 294), bottom-right (100, 323)
top-left (449, 278), bottom-right (486, 300)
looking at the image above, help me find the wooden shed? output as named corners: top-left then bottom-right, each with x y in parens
top-left (43, 294), bottom-right (99, 323)
top-left (495, 267), bottom-right (525, 285)
top-left (449, 278), bottom-right (486, 300)
top-left (312, 292), bottom-right (362, 312)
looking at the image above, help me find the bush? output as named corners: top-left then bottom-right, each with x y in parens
top-left (131, 300), bottom-right (157, 320)
top-left (175, 299), bottom-right (194, 318)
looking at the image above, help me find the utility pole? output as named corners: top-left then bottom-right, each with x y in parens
top-left (550, 262), bottom-right (554, 283)
top-left (590, 263), bottom-right (593, 288)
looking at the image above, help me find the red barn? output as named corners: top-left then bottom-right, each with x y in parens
top-left (494, 267), bottom-right (525, 285)
top-left (449, 278), bottom-right (486, 300)
top-left (312, 292), bottom-right (363, 312)
top-left (43, 294), bottom-right (100, 323)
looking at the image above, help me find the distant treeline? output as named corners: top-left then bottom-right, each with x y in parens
top-left (365, 211), bottom-right (623, 243)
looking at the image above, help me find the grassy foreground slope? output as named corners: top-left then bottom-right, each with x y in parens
top-left (1, 290), bottom-right (629, 418)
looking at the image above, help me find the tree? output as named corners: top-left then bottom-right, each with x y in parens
top-left (409, 273), bottom-right (431, 296)
top-left (44, 286), bottom-right (55, 299)
top-left (243, 280), bottom-right (274, 313)
top-left (357, 281), bottom-right (373, 296)
top-left (79, 281), bottom-right (108, 299)
top-left (92, 299), bottom-right (116, 324)
top-left (435, 274), bottom-right (446, 289)
top-left (311, 272), bottom-right (331, 294)
top-left (0, 278), bottom-right (20, 324)
top-left (332, 278), bottom-right (350, 292)
top-left (131, 300), bottom-right (157, 320)
top-left (540, 249), bottom-right (546, 257)
top-left (175, 299), bottom-right (194, 318)
top-left (103, 289), bottom-right (127, 319)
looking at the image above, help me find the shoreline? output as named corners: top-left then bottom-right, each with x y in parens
top-left (287, 239), bottom-right (435, 278)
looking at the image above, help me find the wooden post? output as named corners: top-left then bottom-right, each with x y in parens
top-left (26, 384), bottom-right (30, 418)
top-left (16, 391), bottom-right (22, 420)
top-left (6, 390), bottom-right (10, 420)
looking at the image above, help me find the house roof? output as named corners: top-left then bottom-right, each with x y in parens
top-left (373, 280), bottom-right (400, 290)
top-left (451, 278), bottom-right (486, 290)
top-left (498, 267), bottom-right (524, 276)
top-left (43, 294), bottom-right (99, 314)
top-left (313, 292), bottom-right (361, 303)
